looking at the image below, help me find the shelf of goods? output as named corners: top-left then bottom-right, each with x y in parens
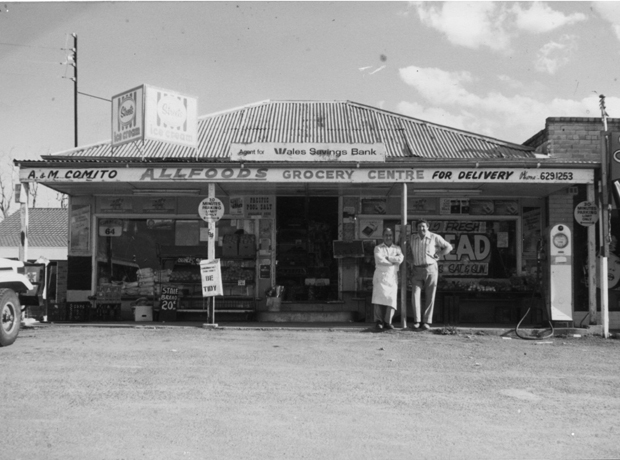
top-left (161, 256), bottom-right (257, 318)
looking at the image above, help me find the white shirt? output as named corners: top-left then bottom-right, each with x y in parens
top-left (410, 232), bottom-right (452, 266)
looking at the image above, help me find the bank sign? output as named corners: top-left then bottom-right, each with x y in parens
top-left (111, 85), bottom-right (197, 149)
top-left (229, 143), bottom-right (386, 163)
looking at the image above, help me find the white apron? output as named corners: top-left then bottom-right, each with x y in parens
top-left (371, 244), bottom-right (403, 309)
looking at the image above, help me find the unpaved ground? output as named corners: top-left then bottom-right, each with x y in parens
top-left (1, 324), bottom-right (619, 460)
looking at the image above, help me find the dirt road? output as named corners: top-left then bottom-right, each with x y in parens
top-left (2, 324), bottom-right (619, 460)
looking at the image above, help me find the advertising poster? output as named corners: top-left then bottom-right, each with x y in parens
top-left (259, 259), bottom-right (271, 279)
top-left (70, 204), bottom-right (90, 254)
top-left (229, 196), bottom-right (244, 216)
top-left (99, 197), bottom-right (133, 213)
top-left (522, 208), bottom-right (542, 255)
top-left (358, 219), bottom-right (383, 239)
top-left (361, 198), bottom-right (387, 215)
top-left (469, 200), bottom-right (495, 215)
top-left (140, 197), bottom-right (176, 214)
top-left (199, 259), bottom-right (223, 296)
top-left (245, 196), bottom-right (274, 217)
top-left (407, 198), bottom-right (436, 213)
top-left (494, 200), bottom-right (519, 215)
top-left (429, 220), bottom-right (515, 278)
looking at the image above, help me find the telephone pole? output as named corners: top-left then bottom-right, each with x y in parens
top-left (72, 33), bottom-right (78, 147)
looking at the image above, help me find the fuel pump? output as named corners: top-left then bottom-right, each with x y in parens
top-left (546, 224), bottom-right (573, 323)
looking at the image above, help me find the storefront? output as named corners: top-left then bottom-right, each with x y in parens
top-left (15, 101), bottom-right (600, 326)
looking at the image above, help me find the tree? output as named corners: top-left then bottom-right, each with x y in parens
top-left (0, 158), bottom-right (15, 220)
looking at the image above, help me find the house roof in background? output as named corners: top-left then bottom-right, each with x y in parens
top-left (0, 208), bottom-right (67, 248)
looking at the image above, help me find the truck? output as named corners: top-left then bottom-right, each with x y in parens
top-left (0, 258), bottom-right (34, 347)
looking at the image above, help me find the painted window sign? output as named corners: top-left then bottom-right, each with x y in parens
top-left (426, 220), bottom-right (515, 278)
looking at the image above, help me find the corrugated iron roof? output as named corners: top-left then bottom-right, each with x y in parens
top-left (42, 100), bottom-right (535, 161)
top-left (0, 208), bottom-right (67, 248)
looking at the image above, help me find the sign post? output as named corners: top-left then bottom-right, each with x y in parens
top-left (198, 187), bottom-right (224, 325)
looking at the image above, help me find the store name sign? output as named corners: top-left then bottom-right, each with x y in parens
top-left (229, 143), bottom-right (386, 163)
top-left (22, 166), bottom-right (594, 184)
top-left (111, 85), bottom-right (197, 149)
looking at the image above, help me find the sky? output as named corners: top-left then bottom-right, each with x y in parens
top-left (2, 1), bottom-right (620, 210)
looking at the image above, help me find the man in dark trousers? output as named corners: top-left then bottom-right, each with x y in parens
top-left (410, 219), bottom-right (453, 330)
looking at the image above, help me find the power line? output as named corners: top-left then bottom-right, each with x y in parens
top-left (78, 91), bottom-right (110, 102)
top-left (0, 41), bottom-right (62, 51)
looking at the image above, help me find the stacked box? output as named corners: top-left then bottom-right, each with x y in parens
top-left (238, 234), bottom-right (256, 257)
top-left (137, 267), bottom-right (156, 296)
top-left (222, 234), bottom-right (239, 257)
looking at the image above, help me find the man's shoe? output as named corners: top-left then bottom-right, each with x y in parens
top-left (422, 323), bottom-right (431, 330)
top-left (375, 320), bottom-right (384, 331)
top-left (384, 323), bottom-right (395, 330)
top-left (412, 323), bottom-right (420, 329)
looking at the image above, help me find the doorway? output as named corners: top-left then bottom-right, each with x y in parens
top-left (276, 196), bottom-right (339, 301)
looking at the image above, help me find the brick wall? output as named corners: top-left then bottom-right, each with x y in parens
top-left (524, 117), bottom-right (620, 162)
top-left (548, 191), bottom-right (574, 231)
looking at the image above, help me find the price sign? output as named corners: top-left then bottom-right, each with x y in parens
top-left (198, 197), bottom-right (225, 222)
top-left (160, 286), bottom-right (179, 311)
top-left (99, 219), bottom-right (123, 237)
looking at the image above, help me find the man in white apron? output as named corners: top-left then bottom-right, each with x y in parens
top-left (372, 228), bottom-right (404, 331)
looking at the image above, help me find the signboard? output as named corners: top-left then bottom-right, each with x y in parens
top-left (609, 131), bottom-right (620, 208)
top-left (259, 259), bottom-right (271, 279)
top-left (140, 197), bottom-right (176, 214)
top-left (199, 259), bottom-right (223, 297)
top-left (229, 143), bottom-right (387, 162)
top-left (333, 240), bottom-right (365, 258)
top-left (69, 204), bottom-right (90, 254)
top-left (574, 201), bottom-right (599, 227)
top-left (160, 285), bottom-right (179, 312)
top-left (418, 220), bottom-right (512, 278)
top-left (246, 196), bottom-right (274, 217)
top-left (198, 197), bottom-right (224, 222)
top-left (361, 198), bottom-right (387, 214)
top-left (229, 197), bottom-right (244, 216)
top-left (111, 85), bottom-right (144, 148)
top-left (99, 219), bottom-right (123, 237)
top-left (99, 197), bottom-right (133, 213)
top-left (144, 85), bottom-right (198, 148)
top-left (359, 219), bottom-right (383, 239)
top-left (21, 166), bottom-right (595, 185)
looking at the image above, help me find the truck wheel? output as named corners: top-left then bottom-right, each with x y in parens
top-left (0, 288), bottom-right (21, 347)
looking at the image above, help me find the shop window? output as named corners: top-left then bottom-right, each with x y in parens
top-left (357, 219), bottom-right (518, 293)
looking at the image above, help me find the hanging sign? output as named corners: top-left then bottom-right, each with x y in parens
top-left (198, 197), bottom-right (224, 222)
top-left (199, 259), bottom-right (223, 297)
top-left (574, 201), bottom-right (599, 227)
top-left (98, 219), bottom-right (123, 237)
